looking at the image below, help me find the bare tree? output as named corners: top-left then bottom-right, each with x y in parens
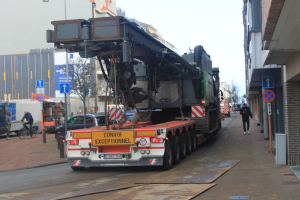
top-left (231, 80), bottom-right (240, 112)
top-left (60, 57), bottom-right (98, 101)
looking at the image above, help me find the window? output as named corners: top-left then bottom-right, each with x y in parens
top-left (0, 106), bottom-right (5, 116)
top-left (75, 117), bottom-right (85, 124)
top-left (67, 117), bottom-right (77, 124)
top-left (97, 116), bottom-right (105, 124)
top-left (86, 117), bottom-right (94, 125)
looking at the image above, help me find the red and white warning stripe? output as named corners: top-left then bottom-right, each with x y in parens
top-left (110, 108), bottom-right (122, 120)
top-left (191, 106), bottom-right (205, 118)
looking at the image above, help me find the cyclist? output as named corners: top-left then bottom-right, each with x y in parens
top-left (20, 111), bottom-right (34, 137)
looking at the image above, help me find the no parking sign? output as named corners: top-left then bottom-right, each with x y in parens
top-left (262, 90), bottom-right (275, 103)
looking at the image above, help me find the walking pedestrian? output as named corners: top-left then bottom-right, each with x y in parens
top-left (20, 111), bottom-right (34, 137)
top-left (5, 111), bottom-right (12, 140)
top-left (70, 111), bottom-right (74, 118)
top-left (240, 103), bottom-right (252, 134)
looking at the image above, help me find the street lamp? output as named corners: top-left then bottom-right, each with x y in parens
top-left (43, 0), bottom-right (70, 119)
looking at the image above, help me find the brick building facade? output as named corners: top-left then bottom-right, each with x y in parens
top-left (285, 82), bottom-right (300, 165)
top-left (250, 0), bottom-right (300, 166)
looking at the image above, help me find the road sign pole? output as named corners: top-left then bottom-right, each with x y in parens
top-left (262, 88), bottom-right (269, 139)
top-left (269, 114), bottom-right (273, 154)
top-left (64, 93), bottom-right (67, 139)
top-left (83, 92), bottom-right (86, 128)
top-left (41, 103), bottom-right (46, 144)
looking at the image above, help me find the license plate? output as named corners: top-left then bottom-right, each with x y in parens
top-left (92, 130), bottom-right (135, 146)
top-left (104, 154), bottom-right (122, 159)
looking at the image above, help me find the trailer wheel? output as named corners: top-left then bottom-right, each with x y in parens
top-left (180, 134), bottom-right (186, 159)
top-left (191, 131), bottom-right (197, 152)
top-left (163, 140), bottom-right (173, 170)
top-left (186, 131), bottom-right (192, 155)
top-left (172, 136), bottom-right (180, 165)
top-left (71, 166), bottom-right (85, 171)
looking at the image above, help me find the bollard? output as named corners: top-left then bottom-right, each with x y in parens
top-left (57, 132), bottom-right (61, 150)
top-left (59, 136), bottom-right (65, 158)
top-left (43, 128), bottom-right (47, 143)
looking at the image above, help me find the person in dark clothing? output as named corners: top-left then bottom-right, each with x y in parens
top-left (240, 104), bottom-right (252, 134)
top-left (5, 111), bottom-right (12, 140)
top-left (20, 111), bottom-right (34, 137)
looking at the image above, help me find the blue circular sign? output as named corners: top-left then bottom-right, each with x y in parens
top-left (37, 94), bottom-right (45, 102)
top-left (263, 90), bottom-right (275, 102)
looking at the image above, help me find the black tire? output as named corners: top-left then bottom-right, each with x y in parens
top-left (179, 134), bottom-right (186, 159)
top-left (172, 136), bottom-right (180, 165)
top-left (71, 166), bottom-right (85, 171)
top-left (191, 131), bottom-right (197, 152)
top-left (228, 114), bottom-right (230, 117)
top-left (19, 128), bottom-right (28, 140)
top-left (31, 129), bottom-right (37, 138)
top-left (186, 131), bottom-right (192, 155)
top-left (163, 140), bottom-right (173, 170)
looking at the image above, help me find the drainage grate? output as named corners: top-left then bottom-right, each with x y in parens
top-left (27, 152), bottom-right (46, 154)
top-left (229, 196), bottom-right (250, 199)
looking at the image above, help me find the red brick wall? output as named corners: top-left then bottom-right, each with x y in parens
top-left (285, 81), bottom-right (300, 165)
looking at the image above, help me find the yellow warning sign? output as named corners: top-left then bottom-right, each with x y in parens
top-left (92, 130), bottom-right (135, 146)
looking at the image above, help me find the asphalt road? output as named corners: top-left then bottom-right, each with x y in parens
top-left (0, 114), bottom-right (235, 200)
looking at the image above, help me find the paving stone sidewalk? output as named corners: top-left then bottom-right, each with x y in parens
top-left (0, 134), bottom-right (66, 172)
top-left (196, 114), bottom-right (300, 200)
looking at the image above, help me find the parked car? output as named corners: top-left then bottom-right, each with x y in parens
top-left (55, 113), bottom-right (108, 139)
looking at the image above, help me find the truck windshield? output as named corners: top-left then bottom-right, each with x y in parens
top-left (0, 106), bottom-right (5, 117)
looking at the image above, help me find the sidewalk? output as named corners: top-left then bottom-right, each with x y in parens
top-left (0, 134), bottom-right (66, 172)
top-left (197, 114), bottom-right (300, 200)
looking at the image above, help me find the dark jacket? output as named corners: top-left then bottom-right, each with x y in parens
top-left (21, 112), bottom-right (34, 124)
top-left (5, 111), bottom-right (11, 127)
top-left (240, 106), bottom-right (252, 119)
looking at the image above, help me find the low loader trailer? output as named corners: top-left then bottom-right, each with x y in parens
top-left (47, 16), bottom-right (222, 170)
top-left (66, 120), bottom-right (201, 170)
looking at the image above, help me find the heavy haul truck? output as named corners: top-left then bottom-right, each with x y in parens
top-left (47, 16), bottom-right (222, 170)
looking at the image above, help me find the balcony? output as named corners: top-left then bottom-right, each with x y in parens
top-left (262, 0), bottom-right (300, 65)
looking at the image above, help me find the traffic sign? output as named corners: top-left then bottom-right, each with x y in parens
top-left (36, 79), bottom-right (44, 88)
top-left (80, 87), bottom-right (89, 96)
top-left (267, 103), bottom-right (271, 115)
top-left (262, 77), bottom-right (274, 88)
top-left (263, 90), bottom-right (275, 102)
top-left (60, 83), bottom-right (70, 94)
top-left (36, 87), bottom-right (45, 94)
top-left (37, 94), bottom-right (45, 102)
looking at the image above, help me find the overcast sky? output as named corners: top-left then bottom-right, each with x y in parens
top-left (116, 0), bottom-right (245, 96)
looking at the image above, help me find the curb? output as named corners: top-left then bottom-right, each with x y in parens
top-left (0, 160), bottom-right (67, 173)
